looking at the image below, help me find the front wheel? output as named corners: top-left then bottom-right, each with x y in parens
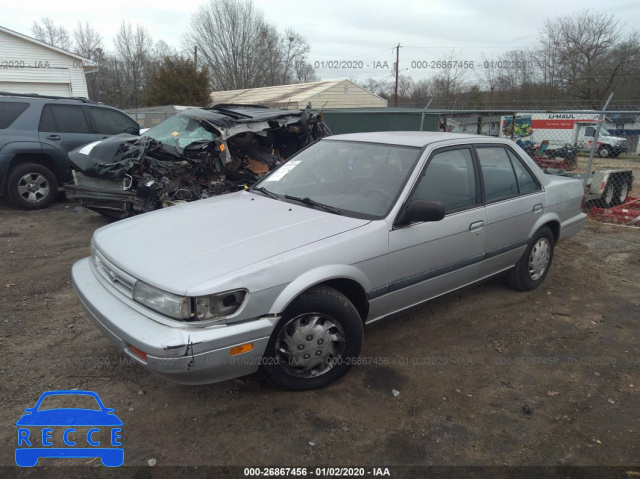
top-left (595, 181), bottom-right (615, 208)
top-left (598, 146), bottom-right (611, 158)
top-left (6, 163), bottom-right (58, 210)
top-left (260, 286), bottom-right (364, 390)
top-left (507, 226), bottom-right (555, 291)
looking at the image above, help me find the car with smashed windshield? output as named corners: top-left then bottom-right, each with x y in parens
top-left (65, 103), bottom-right (330, 218)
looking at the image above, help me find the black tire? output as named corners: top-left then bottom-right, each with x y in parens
top-left (615, 181), bottom-right (630, 206)
top-left (595, 181), bottom-right (615, 208)
top-left (6, 163), bottom-right (58, 210)
top-left (507, 226), bottom-right (555, 291)
top-left (597, 146), bottom-right (611, 158)
top-left (260, 285), bottom-right (364, 390)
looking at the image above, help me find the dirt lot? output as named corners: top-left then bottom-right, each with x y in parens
top-left (1, 197), bottom-right (639, 478)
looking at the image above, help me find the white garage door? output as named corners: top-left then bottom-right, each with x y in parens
top-left (0, 81), bottom-right (71, 96)
top-left (0, 68), bottom-right (74, 97)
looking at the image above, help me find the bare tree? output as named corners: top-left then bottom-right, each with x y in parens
top-left (542, 10), bottom-right (639, 107)
top-left (279, 29), bottom-right (311, 84)
top-left (73, 21), bottom-right (102, 59)
top-left (410, 79), bottom-right (433, 106)
top-left (358, 77), bottom-right (392, 98)
top-left (183, 0), bottom-right (314, 90)
top-left (430, 50), bottom-right (471, 107)
top-left (294, 60), bottom-right (318, 83)
top-left (183, 0), bottom-right (272, 90)
top-left (31, 17), bottom-right (71, 50)
top-left (396, 74), bottom-right (415, 100)
top-left (114, 21), bottom-right (154, 107)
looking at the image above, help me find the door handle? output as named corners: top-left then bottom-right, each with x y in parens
top-left (532, 203), bottom-right (543, 212)
top-left (469, 221), bottom-right (484, 231)
top-left (45, 135), bottom-right (61, 141)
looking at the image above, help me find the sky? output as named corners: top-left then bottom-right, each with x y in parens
top-left (2, 0), bottom-right (640, 84)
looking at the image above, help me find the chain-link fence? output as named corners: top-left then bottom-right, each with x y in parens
top-left (121, 105), bottom-right (639, 225)
top-left (430, 108), bottom-right (639, 226)
top-left (321, 106), bottom-right (639, 226)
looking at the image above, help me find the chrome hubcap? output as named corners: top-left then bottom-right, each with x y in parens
top-left (275, 313), bottom-right (345, 378)
top-left (528, 238), bottom-right (551, 281)
top-left (17, 173), bottom-right (49, 203)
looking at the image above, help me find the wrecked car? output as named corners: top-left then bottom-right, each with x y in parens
top-left (65, 104), bottom-right (330, 218)
top-left (72, 132), bottom-right (586, 390)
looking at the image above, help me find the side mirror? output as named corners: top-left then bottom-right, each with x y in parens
top-left (124, 126), bottom-right (140, 135)
top-left (405, 200), bottom-right (445, 223)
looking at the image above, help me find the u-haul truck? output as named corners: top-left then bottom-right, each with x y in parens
top-left (500, 113), bottom-right (628, 158)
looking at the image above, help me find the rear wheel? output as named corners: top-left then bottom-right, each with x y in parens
top-left (6, 163), bottom-right (58, 210)
top-left (615, 181), bottom-right (630, 205)
top-left (507, 226), bottom-right (555, 291)
top-left (260, 286), bottom-right (364, 390)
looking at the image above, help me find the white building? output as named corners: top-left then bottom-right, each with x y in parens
top-left (0, 25), bottom-right (94, 98)
top-left (210, 80), bottom-right (387, 110)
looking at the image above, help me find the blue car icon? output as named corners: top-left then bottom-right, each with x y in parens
top-left (15, 390), bottom-right (123, 467)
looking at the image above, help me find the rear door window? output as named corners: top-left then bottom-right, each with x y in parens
top-left (89, 108), bottom-right (139, 135)
top-left (39, 105), bottom-right (91, 133)
top-left (476, 146), bottom-right (519, 203)
top-left (0, 102), bottom-right (29, 129)
top-left (507, 150), bottom-right (540, 194)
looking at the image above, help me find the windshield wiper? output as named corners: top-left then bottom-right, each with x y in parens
top-left (284, 195), bottom-right (342, 215)
top-left (252, 186), bottom-right (279, 199)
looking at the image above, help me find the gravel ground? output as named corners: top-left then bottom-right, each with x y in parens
top-left (0, 198), bottom-right (639, 478)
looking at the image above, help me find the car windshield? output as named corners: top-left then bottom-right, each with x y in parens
top-left (598, 128), bottom-right (611, 136)
top-left (253, 139), bottom-right (422, 219)
top-left (142, 115), bottom-right (219, 148)
top-left (37, 394), bottom-right (101, 411)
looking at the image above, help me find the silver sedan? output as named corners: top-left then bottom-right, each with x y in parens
top-left (72, 132), bottom-right (586, 390)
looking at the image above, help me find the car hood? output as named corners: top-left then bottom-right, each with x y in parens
top-left (93, 191), bottom-right (370, 294)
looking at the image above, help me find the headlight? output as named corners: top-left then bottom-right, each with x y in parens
top-left (194, 290), bottom-right (247, 323)
top-left (133, 281), bottom-right (191, 320)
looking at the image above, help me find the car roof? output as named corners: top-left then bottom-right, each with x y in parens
top-left (325, 131), bottom-right (497, 148)
top-left (0, 92), bottom-right (101, 105)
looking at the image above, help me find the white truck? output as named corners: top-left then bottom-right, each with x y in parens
top-left (501, 113), bottom-right (629, 158)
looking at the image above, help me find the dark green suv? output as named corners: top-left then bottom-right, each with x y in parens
top-left (0, 93), bottom-right (140, 209)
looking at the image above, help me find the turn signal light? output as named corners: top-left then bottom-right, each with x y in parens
top-left (230, 343), bottom-right (254, 356)
top-left (129, 345), bottom-right (147, 361)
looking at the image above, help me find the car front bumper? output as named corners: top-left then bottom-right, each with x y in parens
top-left (72, 258), bottom-right (279, 385)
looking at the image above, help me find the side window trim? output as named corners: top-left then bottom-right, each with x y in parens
top-left (38, 104), bottom-right (57, 132)
top-left (46, 104), bottom-right (92, 134)
top-left (88, 107), bottom-right (140, 135)
top-left (505, 147), bottom-right (542, 193)
top-left (473, 143), bottom-right (541, 205)
top-left (474, 144), bottom-right (518, 204)
top-left (406, 145), bottom-right (479, 216)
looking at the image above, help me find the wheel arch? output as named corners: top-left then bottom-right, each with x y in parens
top-left (9, 153), bottom-right (63, 180)
top-left (269, 265), bottom-right (371, 322)
top-left (529, 213), bottom-right (560, 244)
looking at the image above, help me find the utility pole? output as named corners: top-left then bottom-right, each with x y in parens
top-left (194, 46), bottom-right (198, 70)
top-left (394, 44), bottom-right (401, 107)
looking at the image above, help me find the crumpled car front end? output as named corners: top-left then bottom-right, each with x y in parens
top-left (65, 104), bottom-right (331, 218)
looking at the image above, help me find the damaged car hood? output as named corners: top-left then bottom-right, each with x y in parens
top-left (92, 191), bottom-right (370, 294)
